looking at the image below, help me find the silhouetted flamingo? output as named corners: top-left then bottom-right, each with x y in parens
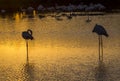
top-left (85, 3), bottom-right (95, 22)
top-left (22, 29), bottom-right (33, 62)
top-left (92, 24), bottom-right (109, 62)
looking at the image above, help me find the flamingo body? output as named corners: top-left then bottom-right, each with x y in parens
top-left (22, 29), bottom-right (33, 40)
top-left (92, 24), bottom-right (109, 37)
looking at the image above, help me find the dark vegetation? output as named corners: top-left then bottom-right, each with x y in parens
top-left (0, 0), bottom-right (120, 12)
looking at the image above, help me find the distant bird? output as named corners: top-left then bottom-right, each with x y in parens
top-left (27, 7), bottom-right (34, 13)
top-left (92, 24), bottom-right (109, 62)
top-left (38, 14), bottom-right (45, 19)
top-left (26, 6), bottom-right (34, 18)
top-left (1, 9), bottom-right (6, 13)
top-left (66, 15), bottom-right (72, 20)
top-left (47, 6), bottom-right (55, 12)
top-left (22, 29), bottom-right (33, 63)
top-left (37, 5), bottom-right (45, 12)
top-left (86, 15), bottom-right (91, 22)
top-left (85, 3), bottom-right (95, 23)
top-left (0, 9), bottom-right (6, 18)
top-left (94, 3), bottom-right (106, 11)
top-left (76, 4), bottom-right (87, 11)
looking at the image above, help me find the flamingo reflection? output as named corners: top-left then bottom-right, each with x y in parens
top-left (22, 29), bottom-right (34, 63)
top-left (23, 62), bottom-right (35, 81)
top-left (95, 61), bottom-right (107, 81)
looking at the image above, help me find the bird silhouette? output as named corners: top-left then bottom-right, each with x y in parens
top-left (22, 29), bottom-right (33, 63)
top-left (92, 24), bottom-right (109, 37)
top-left (86, 15), bottom-right (91, 23)
top-left (92, 24), bottom-right (109, 62)
top-left (22, 29), bottom-right (33, 40)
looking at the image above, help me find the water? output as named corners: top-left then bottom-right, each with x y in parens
top-left (0, 13), bottom-right (120, 81)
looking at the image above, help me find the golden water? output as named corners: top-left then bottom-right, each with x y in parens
top-left (0, 13), bottom-right (120, 81)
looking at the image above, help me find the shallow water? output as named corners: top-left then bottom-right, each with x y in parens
top-left (0, 13), bottom-right (120, 81)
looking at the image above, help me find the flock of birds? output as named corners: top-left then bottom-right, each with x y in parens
top-left (0, 3), bottom-right (105, 14)
top-left (36, 3), bottom-right (105, 12)
top-left (25, 3), bottom-right (106, 20)
top-left (22, 24), bottom-right (109, 62)
top-left (0, 3), bottom-right (107, 26)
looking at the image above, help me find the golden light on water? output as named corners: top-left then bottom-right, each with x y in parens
top-left (0, 13), bottom-right (120, 81)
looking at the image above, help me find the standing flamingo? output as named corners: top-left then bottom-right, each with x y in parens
top-left (92, 24), bottom-right (109, 62)
top-left (22, 29), bottom-right (33, 63)
top-left (85, 3), bottom-right (95, 22)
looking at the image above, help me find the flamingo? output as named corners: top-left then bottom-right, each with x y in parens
top-left (1, 9), bottom-right (6, 13)
top-left (0, 9), bottom-right (6, 18)
top-left (22, 29), bottom-right (34, 63)
top-left (94, 3), bottom-right (106, 11)
top-left (85, 3), bottom-right (95, 22)
top-left (47, 6), bottom-right (55, 12)
top-left (26, 6), bottom-right (34, 18)
top-left (92, 24), bottom-right (109, 62)
top-left (37, 5), bottom-right (45, 11)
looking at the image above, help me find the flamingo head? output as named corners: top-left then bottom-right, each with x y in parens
top-left (27, 29), bottom-right (33, 35)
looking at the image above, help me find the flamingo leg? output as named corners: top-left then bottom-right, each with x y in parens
top-left (26, 40), bottom-right (29, 63)
top-left (101, 36), bottom-right (103, 62)
top-left (88, 15), bottom-right (89, 21)
top-left (98, 35), bottom-right (100, 62)
top-left (99, 35), bottom-right (103, 62)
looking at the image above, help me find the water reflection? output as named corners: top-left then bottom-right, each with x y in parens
top-left (95, 61), bottom-right (107, 81)
top-left (38, 14), bottom-right (46, 19)
top-left (23, 62), bottom-right (35, 81)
